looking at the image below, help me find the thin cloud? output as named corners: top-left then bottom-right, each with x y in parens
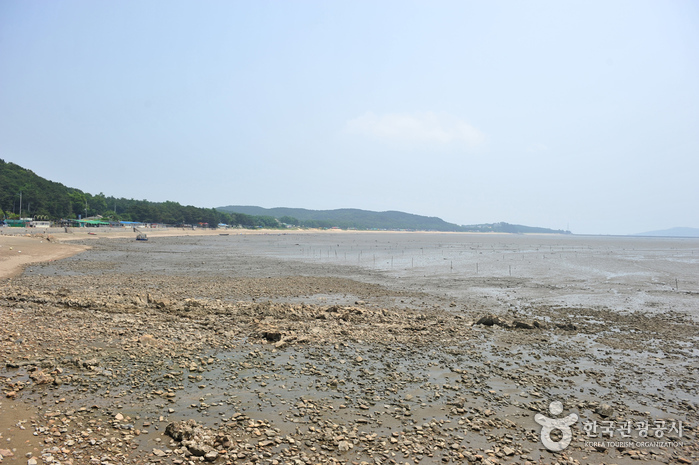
top-left (345, 111), bottom-right (485, 147)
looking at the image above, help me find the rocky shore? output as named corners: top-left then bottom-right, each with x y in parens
top-left (1, 234), bottom-right (697, 464)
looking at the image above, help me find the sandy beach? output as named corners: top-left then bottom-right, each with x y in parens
top-left (0, 231), bottom-right (697, 465)
top-left (0, 235), bottom-right (88, 279)
top-left (0, 227), bottom-right (293, 278)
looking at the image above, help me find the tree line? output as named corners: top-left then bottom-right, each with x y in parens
top-left (0, 159), bottom-right (283, 228)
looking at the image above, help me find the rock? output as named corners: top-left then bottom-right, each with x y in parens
top-left (556, 322), bottom-right (577, 331)
top-left (114, 413), bottom-right (124, 421)
top-left (476, 314), bottom-right (506, 327)
top-left (512, 320), bottom-right (535, 330)
top-left (204, 451), bottom-right (218, 462)
top-left (27, 458), bottom-right (38, 465)
top-left (139, 334), bottom-right (158, 345)
top-left (152, 298), bottom-right (171, 309)
top-left (166, 420), bottom-right (199, 441)
top-left (262, 331), bottom-right (282, 342)
top-left (82, 359), bottom-right (99, 369)
top-left (595, 403), bottom-right (614, 418)
top-left (185, 441), bottom-right (212, 457)
top-left (29, 370), bottom-right (54, 385)
top-left (152, 449), bottom-right (167, 457)
top-left (166, 420), bottom-right (218, 457)
top-left (337, 440), bottom-right (353, 452)
top-left (0, 449), bottom-right (14, 458)
top-left (502, 446), bottom-right (515, 456)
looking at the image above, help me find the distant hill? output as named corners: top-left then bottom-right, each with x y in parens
top-left (634, 227), bottom-right (699, 238)
top-left (217, 205), bottom-right (462, 231)
top-left (218, 205), bottom-right (571, 234)
top-left (460, 222), bottom-right (571, 234)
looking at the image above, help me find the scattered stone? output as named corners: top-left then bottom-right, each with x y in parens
top-left (29, 370), bottom-right (54, 385)
top-left (595, 403), bottom-right (614, 418)
top-left (337, 440), bottom-right (353, 452)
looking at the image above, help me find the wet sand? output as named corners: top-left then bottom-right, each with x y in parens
top-left (0, 232), bottom-right (697, 465)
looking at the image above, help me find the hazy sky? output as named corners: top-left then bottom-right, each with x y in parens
top-left (2, 1), bottom-right (698, 235)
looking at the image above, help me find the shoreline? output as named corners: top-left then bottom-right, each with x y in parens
top-left (0, 226), bottom-right (568, 279)
top-left (1, 225), bottom-right (693, 282)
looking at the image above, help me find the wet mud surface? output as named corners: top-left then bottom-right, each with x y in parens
top-left (1, 233), bottom-right (697, 464)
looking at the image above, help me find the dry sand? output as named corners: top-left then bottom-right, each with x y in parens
top-left (0, 235), bottom-right (88, 279)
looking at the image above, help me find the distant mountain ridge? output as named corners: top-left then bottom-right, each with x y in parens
top-left (217, 205), bottom-right (460, 231)
top-left (217, 205), bottom-right (571, 234)
top-left (634, 227), bottom-right (699, 238)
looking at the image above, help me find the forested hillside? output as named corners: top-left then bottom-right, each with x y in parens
top-left (0, 159), bottom-right (275, 227)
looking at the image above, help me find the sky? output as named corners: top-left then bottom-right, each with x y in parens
top-left (1, 1), bottom-right (698, 235)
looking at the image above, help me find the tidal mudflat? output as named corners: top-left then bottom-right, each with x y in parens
top-left (1, 232), bottom-right (697, 465)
